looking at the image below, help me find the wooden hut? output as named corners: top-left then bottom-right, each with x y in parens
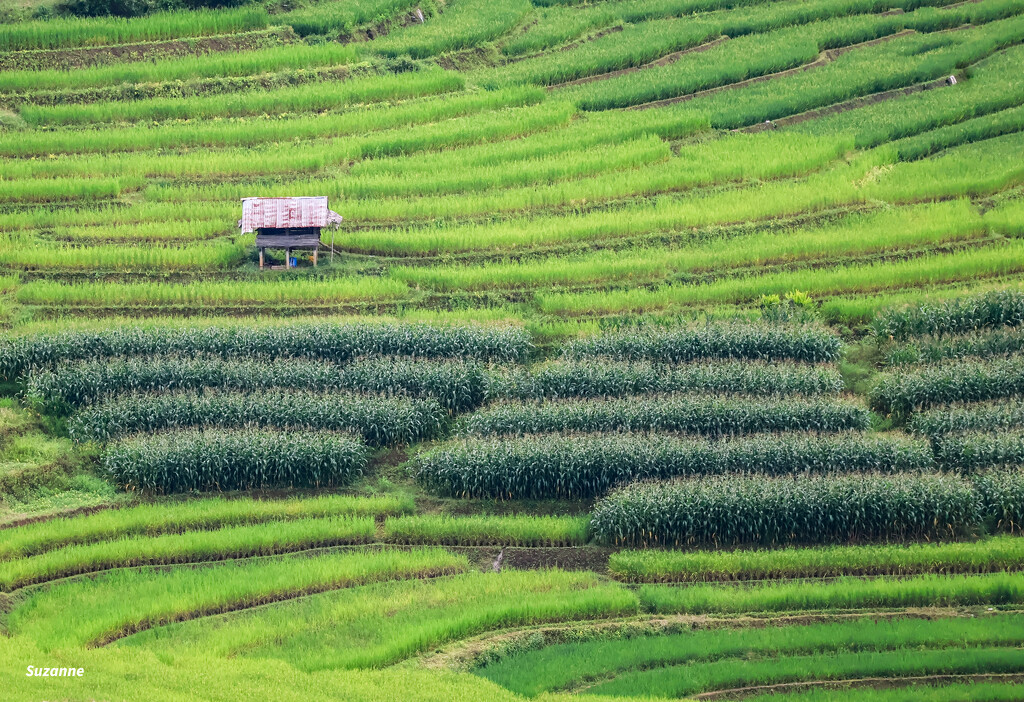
top-left (238, 196), bottom-right (343, 270)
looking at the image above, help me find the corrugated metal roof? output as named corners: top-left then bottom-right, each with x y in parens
top-left (238, 197), bottom-right (343, 234)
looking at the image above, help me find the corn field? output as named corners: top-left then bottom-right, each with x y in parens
top-left (589, 472), bottom-right (984, 546)
top-left (0, 322), bottom-right (532, 380)
top-left (68, 391), bottom-right (446, 447)
top-left (459, 395), bottom-right (869, 437)
top-left (102, 429), bottom-right (369, 492)
top-left (412, 433), bottom-right (933, 500)
top-left (561, 323), bottom-right (842, 363)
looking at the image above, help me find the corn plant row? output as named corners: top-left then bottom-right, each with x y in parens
top-left (459, 395), bottom-right (869, 438)
top-left (590, 470), bottom-right (1023, 546)
top-left (490, 360), bottom-right (845, 400)
top-left (934, 432), bottom-right (1024, 471)
top-left (562, 322), bottom-right (841, 363)
top-left (869, 355), bottom-right (1024, 417)
top-left (67, 390), bottom-right (446, 447)
top-left (0, 6), bottom-right (269, 50)
top-left (412, 433), bottom-right (931, 500)
top-left (909, 401), bottom-right (1024, 440)
top-left (609, 534), bottom-right (1024, 582)
top-left (26, 356), bottom-right (492, 414)
top-left (0, 494), bottom-right (413, 561)
top-left (871, 289), bottom-right (1024, 340)
top-left (0, 517), bottom-right (377, 591)
top-left (381, 515), bottom-right (590, 546)
top-left (102, 429), bottom-right (369, 493)
top-left (0, 321), bottom-right (530, 379)
top-left (884, 327), bottom-right (1024, 365)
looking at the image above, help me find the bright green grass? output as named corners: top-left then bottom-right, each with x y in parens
top-left (609, 534), bottom-right (1024, 581)
top-left (382, 514), bottom-right (590, 546)
top-left (587, 646), bottom-right (1024, 697)
top-left (0, 494), bottom-right (413, 560)
top-left (121, 569), bottom-right (638, 670)
top-left (640, 572), bottom-right (1024, 613)
top-left (0, 516), bottom-right (375, 590)
top-left (478, 614), bottom-right (1024, 696)
top-left (8, 547), bottom-right (468, 650)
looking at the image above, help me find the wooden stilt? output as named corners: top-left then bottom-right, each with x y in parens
top-left (286, 248), bottom-right (291, 268)
top-left (259, 248), bottom-right (264, 270)
top-left (313, 248), bottom-right (318, 267)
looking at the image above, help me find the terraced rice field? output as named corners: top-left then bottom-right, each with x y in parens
top-left (1, 0), bottom-right (1024, 699)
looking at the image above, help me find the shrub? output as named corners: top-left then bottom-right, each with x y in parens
top-left (102, 429), bottom-right (369, 492)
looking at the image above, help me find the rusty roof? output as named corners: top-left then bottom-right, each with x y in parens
top-left (238, 197), bottom-right (343, 234)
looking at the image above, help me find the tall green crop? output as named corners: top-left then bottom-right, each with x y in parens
top-left (102, 429), bottom-right (369, 492)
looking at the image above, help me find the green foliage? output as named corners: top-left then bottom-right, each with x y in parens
top-left (0, 516), bottom-right (377, 590)
top-left (608, 534), bottom-right (1024, 582)
top-left (477, 614), bottom-right (1024, 697)
top-left (279, 0), bottom-right (416, 37)
top-left (0, 494), bottom-right (413, 560)
top-left (383, 514), bottom-right (589, 545)
top-left (413, 433), bottom-right (930, 499)
top-left (0, 6), bottom-right (268, 50)
top-left (869, 356), bottom-right (1024, 417)
top-left (67, 391), bottom-right (446, 446)
top-left (459, 395), bottom-right (869, 437)
top-left (974, 469), bottom-right (1024, 533)
top-left (0, 321), bottom-right (531, 380)
top-left (372, 0), bottom-right (532, 58)
top-left (884, 327), bottom-right (1024, 366)
top-left (638, 572), bottom-right (1024, 613)
top-left (934, 433), bottom-right (1024, 471)
top-left (491, 360), bottom-right (844, 399)
top-left (9, 547), bottom-right (469, 650)
top-left (590, 472), bottom-right (982, 546)
top-left (871, 289), bottom-right (1024, 340)
top-left (909, 400), bottom-right (1024, 440)
top-left (26, 356), bottom-right (491, 414)
top-left (101, 429), bottom-right (370, 492)
top-left (561, 322), bottom-right (841, 362)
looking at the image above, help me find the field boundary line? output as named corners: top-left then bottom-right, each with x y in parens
top-left (692, 672), bottom-right (1024, 700)
top-left (547, 36), bottom-right (729, 91)
top-left (628, 29), bottom-right (917, 111)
